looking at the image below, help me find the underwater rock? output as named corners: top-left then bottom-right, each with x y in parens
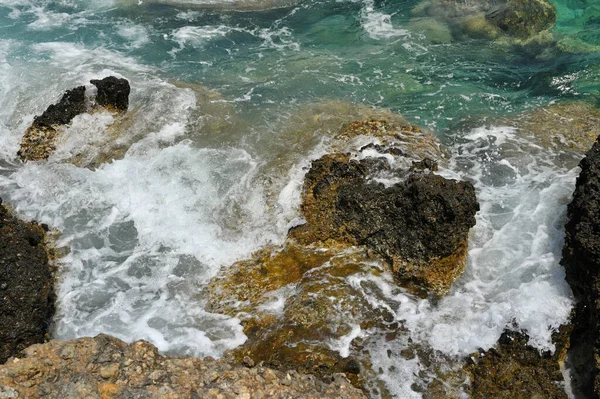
top-left (207, 243), bottom-right (390, 390)
top-left (0, 199), bottom-right (54, 364)
top-left (90, 76), bottom-right (131, 112)
top-left (290, 152), bottom-right (479, 295)
top-left (18, 77), bottom-right (131, 162)
top-left (411, 0), bottom-right (556, 45)
top-left (0, 334), bottom-right (366, 399)
top-left (464, 329), bottom-right (570, 399)
top-left (511, 101), bottom-right (600, 155)
top-left (562, 134), bottom-right (600, 398)
top-left (486, 0), bottom-right (556, 39)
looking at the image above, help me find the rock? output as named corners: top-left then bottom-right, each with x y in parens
top-left (289, 152), bottom-right (479, 295)
top-left (18, 86), bottom-right (86, 161)
top-left (0, 334), bottom-right (367, 399)
top-left (0, 199), bottom-right (54, 364)
top-left (464, 330), bottom-right (569, 399)
top-left (485, 0), bottom-right (556, 39)
top-left (411, 0), bottom-right (556, 45)
top-left (90, 76), bottom-right (131, 112)
top-left (561, 134), bottom-right (600, 398)
top-left (18, 77), bottom-right (130, 162)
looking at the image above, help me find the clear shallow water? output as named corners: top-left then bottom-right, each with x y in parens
top-left (0, 0), bottom-right (598, 396)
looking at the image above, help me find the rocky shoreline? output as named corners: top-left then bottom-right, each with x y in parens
top-left (1, 78), bottom-right (600, 398)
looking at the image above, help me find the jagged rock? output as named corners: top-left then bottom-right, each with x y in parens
top-left (465, 330), bottom-right (570, 399)
top-left (90, 76), bottom-right (131, 112)
top-left (18, 77), bottom-right (130, 162)
top-left (486, 0), bottom-right (556, 39)
top-left (0, 199), bottom-right (54, 364)
top-left (17, 86), bottom-right (86, 161)
top-left (0, 334), bottom-right (366, 399)
top-left (289, 153), bottom-right (479, 295)
top-left (562, 134), bottom-right (600, 398)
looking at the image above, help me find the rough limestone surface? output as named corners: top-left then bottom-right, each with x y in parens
top-left (18, 86), bottom-right (86, 161)
top-left (0, 199), bottom-right (54, 364)
top-left (562, 134), bottom-right (600, 398)
top-left (289, 153), bottom-right (479, 295)
top-left (0, 334), bottom-right (367, 399)
top-left (465, 330), bottom-right (569, 399)
top-left (18, 77), bottom-right (131, 162)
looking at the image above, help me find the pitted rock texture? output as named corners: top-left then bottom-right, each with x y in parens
top-left (90, 76), bottom-right (131, 112)
top-left (289, 153), bottom-right (479, 295)
top-left (0, 334), bottom-right (366, 399)
top-left (562, 134), bottom-right (600, 398)
top-left (18, 77), bottom-right (131, 162)
top-left (0, 199), bottom-right (54, 364)
top-left (465, 330), bottom-right (569, 399)
top-left (17, 86), bottom-right (86, 161)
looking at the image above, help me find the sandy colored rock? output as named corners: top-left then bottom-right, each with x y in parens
top-left (0, 334), bottom-right (366, 399)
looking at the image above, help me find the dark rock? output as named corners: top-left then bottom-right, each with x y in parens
top-left (32, 86), bottom-right (87, 128)
top-left (0, 200), bottom-right (54, 364)
top-left (486, 0), bottom-right (556, 38)
top-left (562, 134), bottom-right (600, 398)
top-left (464, 329), bottom-right (569, 399)
top-left (289, 153), bottom-right (479, 295)
top-left (90, 76), bottom-right (131, 112)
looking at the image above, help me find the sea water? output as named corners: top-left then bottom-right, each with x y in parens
top-left (0, 0), bottom-right (598, 396)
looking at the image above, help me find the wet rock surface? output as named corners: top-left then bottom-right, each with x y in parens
top-left (206, 114), bottom-right (478, 395)
top-left (17, 86), bottom-right (86, 161)
top-left (18, 77), bottom-right (131, 162)
top-left (464, 330), bottom-right (569, 399)
top-left (411, 0), bottom-right (556, 46)
top-left (0, 334), bottom-right (366, 399)
top-left (90, 76), bottom-right (131, 112)
top-left (0, 199), bottom-right (54, 364)
top-left (562, 133), bottom-right (600, 398)
top-left (290, 152), bottom-right (478, 295)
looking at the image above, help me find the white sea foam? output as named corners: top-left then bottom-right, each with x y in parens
top-left (360, 0), bottom-right (408, 40)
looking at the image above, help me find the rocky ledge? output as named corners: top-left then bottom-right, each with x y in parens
top-left (0, 199), bottom-right (54, 365)
top-left (562, 133), bottom-right (600, 398)
top-left (0, 334), bottom-right (366, 399)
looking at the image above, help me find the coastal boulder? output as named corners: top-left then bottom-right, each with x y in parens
top-left (0, 199), bottom-right (54, 364)
top-left (290, 153), bottom-right (479, 295)
top-left (562, 134), bottom-right (600, 398)
top-left (0, 334), bottom-right (366, 399)
top-left (18, 76), bottom-right (131, 162)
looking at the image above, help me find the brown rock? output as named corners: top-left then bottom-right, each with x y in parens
top-left (0, 335), bottom-right (367, 399)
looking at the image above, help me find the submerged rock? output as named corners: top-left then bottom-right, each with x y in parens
top-left (0, 334), bottom-right (366, 399)
top-left (18, 76), bottom-right (131, 162)
top-left (485, 0), bottom-right (556, 39)
top-left (562, 134), bottom-right (600, 398)
top-left (0, 199), bottom-right (54, 364)
top-left (411, 0), bottom-right (556, 48)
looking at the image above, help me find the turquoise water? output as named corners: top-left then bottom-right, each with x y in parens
top-left (0, 0), bottom-right (598, 397)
